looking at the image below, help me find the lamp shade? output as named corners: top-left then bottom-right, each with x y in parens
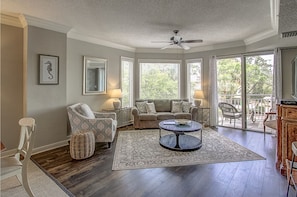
top-left (110, 89), bottom-right (122, 98)
top-left (193, 90), bottom-right (204, 99)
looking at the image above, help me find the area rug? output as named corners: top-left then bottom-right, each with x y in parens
top-left (0, 160), bottom-right (70, 197)
top-left (112, 128), bottom-right (265, 170)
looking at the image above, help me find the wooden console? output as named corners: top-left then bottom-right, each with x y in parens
top-left (276, 104), bottom-right (297, 175)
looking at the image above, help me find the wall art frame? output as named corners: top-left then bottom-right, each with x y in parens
top-left (39, 54), bottom-right (59, 85)
top-left (83, 56), bottom-right (107, 95)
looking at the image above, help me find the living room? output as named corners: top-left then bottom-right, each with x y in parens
top-left (1, 0), bottom-right (297, 196)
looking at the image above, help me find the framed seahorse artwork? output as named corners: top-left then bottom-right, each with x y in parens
top-left (39, 54), bottom-right (59, 85)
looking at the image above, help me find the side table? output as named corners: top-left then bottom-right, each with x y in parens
top-left (197, 107), bottom-right (210, 127)
top-left (103, 107), bottom-right (133, 128)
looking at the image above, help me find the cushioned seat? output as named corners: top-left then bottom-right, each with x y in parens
top-left (265, 120), bottom-right (277, 130)
top-left (139, 114), bottom-right (158, 121)
top-left (263, 111), bottom-right (277, 136)
top-left (157, 113), bottom-right (175, 120)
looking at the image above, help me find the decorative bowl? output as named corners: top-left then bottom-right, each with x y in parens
top-left (175, 119), bottom-right (191, 125)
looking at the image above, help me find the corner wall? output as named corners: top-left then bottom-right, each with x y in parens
top-left (1, 24), bottom-right (24, 149)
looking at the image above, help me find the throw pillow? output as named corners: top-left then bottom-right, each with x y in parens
top-left (171, 101), bottom-right (182, 113)
top-left (80, 104), bottom-right (95, 119)
top-left (136, 101), bottom-right (148, 113)
top-left (182, 101), bottom-right (192, 113)
top-left (145, 103), bottom-right (156, 114)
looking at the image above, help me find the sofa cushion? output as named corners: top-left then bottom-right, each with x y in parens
top-left (139, 114), bottom-right (157, 121)
top-left (136, 101), bottom-right (148, 113)
top-left (182, 101), bottom-right (192, 113)
top-left (153, 99), bottom-right (171, 112)
top-left (157, 112), bottom-right (175, 120)
top-left (171, 101), bottom-right (182, 113)
top-left (174, 113), bottom-right (191, 120)
top-left (145, 103), bottom-right (156, 114)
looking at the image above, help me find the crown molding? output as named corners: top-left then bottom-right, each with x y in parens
top-left (135, 47), bottom-right (184, 54)
top-left (244, 0), bottom-right (279, 46)
top-left (244, 29), bottom-right (278, 45)
top-left (0, 12), bottom-right (27, 28)
top-left (270, 0), bottom-right (279, 30)
top-left (67, 30), bottom-right (136, 52)
top-left (185, 40), bottom-right (246, 53)
top-left (24, 15), bottom-right (72, 33)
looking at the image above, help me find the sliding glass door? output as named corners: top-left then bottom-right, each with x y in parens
top-left (216, 53), bottom-right (274, 132)
top-left (245, 54), bottom-right (274, 131)
top-left (217, 57), bottom-right (242, 129)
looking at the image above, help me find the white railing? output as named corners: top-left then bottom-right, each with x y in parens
top-left (219, 94), bottom-right (274, 122)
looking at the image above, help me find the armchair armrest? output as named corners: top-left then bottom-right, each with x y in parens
top-left (265, 112), bottom-right (277, 115)
top-left (263, 111), bottom-right (277, 123)
top-left (131, 107), bottom-right (140, 128)
top-left (94, 112), bottom-right (116, 120)
top-left (131, 107), bottom-right (140, 116)
top-left (190, 106), bottom-right (198, 121)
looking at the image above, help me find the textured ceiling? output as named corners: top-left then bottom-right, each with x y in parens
top-left (1, 0), bottom-right (277, 50)
top-left (279, 0), bottom-right (297, 33)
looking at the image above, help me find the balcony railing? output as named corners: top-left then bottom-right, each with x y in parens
top-left (218, 94), bottom-right (276, 132)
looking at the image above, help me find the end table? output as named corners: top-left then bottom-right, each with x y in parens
top-left (103, 107), bottom-right (133, 128)
top-left (197, 107), bottom-right (210, 127)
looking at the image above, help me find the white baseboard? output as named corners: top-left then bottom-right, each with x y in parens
top-left (32, 140), bottom-right (69, 155)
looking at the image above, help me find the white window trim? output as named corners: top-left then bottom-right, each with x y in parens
top-left (121, 56), bottom-right (134, 107)
top-left (186, 58), bottom-right (203, 101)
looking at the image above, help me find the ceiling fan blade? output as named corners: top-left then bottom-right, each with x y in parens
top-left (161, 44), bottom-right (174, 50)
top-left (151, 41), bottom-right (172, 43)
top-left (181, 39), bottom-right (203, 43)
top-left (178, 43), bottom-right (190, 50)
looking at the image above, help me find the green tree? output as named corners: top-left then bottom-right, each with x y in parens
top-left (140, 64), bottom-right (178, 99)
top-left (217, 55), bottom-right (273, 100)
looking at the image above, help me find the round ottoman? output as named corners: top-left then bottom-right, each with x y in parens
top-left (70, 131), bottom-right (95, 160)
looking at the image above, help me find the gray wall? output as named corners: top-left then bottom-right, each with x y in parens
top-left (26, 26), bottom-right (67, 147)
top-left (66, 38), bottom-right (135, 111)
top-left (1, 24), bottom-right (24, 149)
top-left (281, 47), bottom-right (297, 99)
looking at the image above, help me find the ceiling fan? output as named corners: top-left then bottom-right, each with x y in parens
top-left (152, 30), bottom-right (203, 50)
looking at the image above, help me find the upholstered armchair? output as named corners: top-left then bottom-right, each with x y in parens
top-left (67, 103), bottom-right (117, 148)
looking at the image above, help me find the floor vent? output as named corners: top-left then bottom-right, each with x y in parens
top-left (281, 31), bottom-right (297, 38)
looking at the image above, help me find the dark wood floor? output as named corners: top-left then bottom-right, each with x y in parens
top-left (32, 127), bottom-right (294, 197)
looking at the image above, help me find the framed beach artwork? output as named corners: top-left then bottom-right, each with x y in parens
top-left (39, 54), bottom-right (59, 85)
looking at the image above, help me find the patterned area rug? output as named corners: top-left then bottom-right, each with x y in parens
top-left (1, 160), bottom-right (69, 197)
top-left (112, 128), bottom-right (265, 170)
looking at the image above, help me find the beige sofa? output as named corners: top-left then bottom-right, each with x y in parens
top-left (132, 99), bottom-right (198, 129)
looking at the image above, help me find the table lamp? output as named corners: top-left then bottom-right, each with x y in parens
top-left (193, 90), bottom-right (204, 107)
top-left (110, 89), bottom-right (122, 109)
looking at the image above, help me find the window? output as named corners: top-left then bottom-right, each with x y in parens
top-left (186, 59), bottom-right (203, 103)
top-left (121, 57), bottom-right (134, 107)
top-left (139, 59), bottom-right (181, 99)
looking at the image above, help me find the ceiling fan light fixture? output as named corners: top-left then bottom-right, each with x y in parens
top-left (152, 30), bottom-right (202, 50)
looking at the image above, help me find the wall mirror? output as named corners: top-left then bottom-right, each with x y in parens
top-left (83, 56), bottom-right (107, 95)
